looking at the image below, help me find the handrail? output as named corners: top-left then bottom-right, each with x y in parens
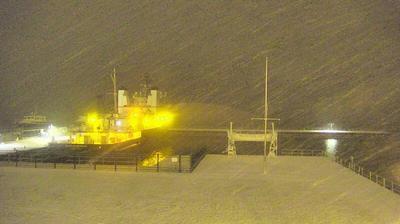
top-left (278, 150), bottom-right (326, 157)
top-left (334, 155), bottom-right (400, 195)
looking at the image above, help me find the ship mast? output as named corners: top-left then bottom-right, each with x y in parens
top-left (111, 68), bottom-right (118, 115)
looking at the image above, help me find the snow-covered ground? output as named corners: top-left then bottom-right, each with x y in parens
top-left (0, 155), bottom-right (399, 224)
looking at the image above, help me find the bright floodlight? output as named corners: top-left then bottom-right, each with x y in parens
top-left (116, 120), bottom-right (122, 127)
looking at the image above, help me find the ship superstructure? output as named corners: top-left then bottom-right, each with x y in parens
top-left (69, 71), bottom-right (173, 145)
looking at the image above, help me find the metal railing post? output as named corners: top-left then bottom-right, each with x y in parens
top-left (158, 153), bottom-right (162, 172)
top-left (34, 157), bottom-right (37, 168)
top-left (179, 155), bottom-right (182, 173)
top-left (114, 160), bottom-right (117, 172)
top-left (15, 151), bottom-right (19, 167)
top-left (135, 156), bottom-right (138, 172)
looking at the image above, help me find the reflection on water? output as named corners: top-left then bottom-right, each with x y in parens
top-left (325, 139), bottom-right (338, 156)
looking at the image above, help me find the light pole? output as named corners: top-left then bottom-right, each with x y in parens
top-left (251, 57), bottom-right (269, 174)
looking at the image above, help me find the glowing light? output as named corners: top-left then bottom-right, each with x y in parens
top-left (142, 152), bottom-right (166, 167)
top-left (142, 111), bottom-right (174, 130)
top-left (69, 131), bottom-right (141, 145)
top-left (40, 125), bottom-right (70, 143)
top-left (116, 120), bottom-right (122, 127)
top-left (155, 111), bottom-right (174, 127)
top-left (325, 139), bottom-right (338, 155)
top-left (86, 113), bottom-right (101, 131)
top-left (87, 113), bottom-right (98, 124)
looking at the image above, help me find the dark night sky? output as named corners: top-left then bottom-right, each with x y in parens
top-left (1, 0), bottom-right (400, 130)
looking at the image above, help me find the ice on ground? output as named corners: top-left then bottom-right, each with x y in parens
top-left (0, 155), bottom-right (399, 224)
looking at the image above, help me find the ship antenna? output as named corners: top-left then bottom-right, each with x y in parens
top-left (111, 68), bottom-right (118, 115)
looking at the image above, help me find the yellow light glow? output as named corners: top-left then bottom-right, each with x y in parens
top-left (142, 152), bottom-right (166, 167)
top-left (142, 111), bottom-right (174, 130)
top-left (69, 131), bottom-right (141, 144)
top-left (155, 111), bottom-right (174, 127)
top-left (86, 113), bottom-right (101, 130)
top-left (128, 108), bottom-right (144, 130)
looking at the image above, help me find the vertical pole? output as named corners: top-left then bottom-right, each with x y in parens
top-left (34, 157), bottom-right (37, 168)
top-left (157, 153), bottom-right (160, 172)
top-left (111, 68), bottom-right (118, 115)
top-left (135, 155), bottom-right (138, 172)
top-left (263, 57), bottom-right (268, 174)
top-left (179, 155), bottom-right (182, 173)
top-left (229, 121), bottom-right (234, 156)
top-left (265, 57), bottom-right (268, 122)
top-left (15, 151), bottom-right (18, 167)
top-left (7, 154), bottom-right (10, 164)
top-left (369, 171), bottom-right (372, 180)
top-left (114, 159), bottom-right (117, 172)
top-left (263, 119), bottom-right (267, 174)
top-left (73, 157), bottom-right (76, 169)
top-left (272, 122), bottom-right (276, 156)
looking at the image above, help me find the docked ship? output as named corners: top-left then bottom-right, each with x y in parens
top-left (67, 71), bottom-right (173, 146)
top-left (16, 113), bottom-right (50, 138)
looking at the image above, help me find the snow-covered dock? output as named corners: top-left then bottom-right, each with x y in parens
top-left (0, 155), bottom-right (399, 223)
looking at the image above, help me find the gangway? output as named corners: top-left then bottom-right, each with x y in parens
top-left (227, 122), bottom-right (278, 157)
